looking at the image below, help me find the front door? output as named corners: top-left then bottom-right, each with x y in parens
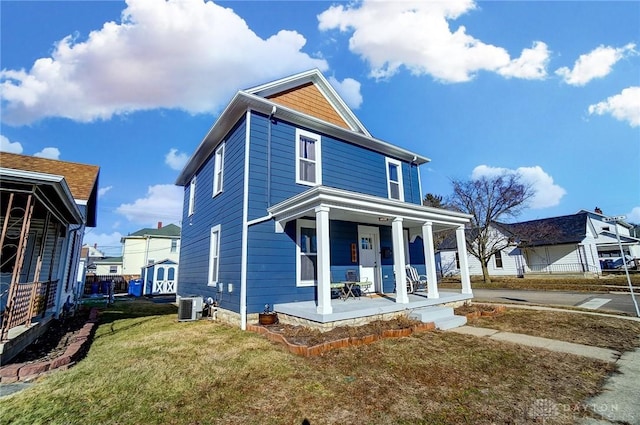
top-left (358, 225), bottom-right (381, 293)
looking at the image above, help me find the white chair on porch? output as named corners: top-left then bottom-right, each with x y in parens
top-left (405, 265), bottom-right (427, 294)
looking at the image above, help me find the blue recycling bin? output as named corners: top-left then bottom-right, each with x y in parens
top-left (128, 279), bottom-right (143, 297)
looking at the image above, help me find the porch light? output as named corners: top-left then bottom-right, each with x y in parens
top-left (378, 217), bottom-right (390, 222)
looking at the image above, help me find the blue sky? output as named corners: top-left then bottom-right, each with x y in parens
top-left (1, 0), bottom-right (639, 256)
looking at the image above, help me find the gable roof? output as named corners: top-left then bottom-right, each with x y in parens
top-left (122, 223), bottom-right (181, 240)
top-left (0, 152), bottom-right (100, 227)
top-left (246, 69), bottom-right (370, 136)
top-left (498, 212), bottom-right (589, 246)
top-left (176, 69), bottom-right (430, 186)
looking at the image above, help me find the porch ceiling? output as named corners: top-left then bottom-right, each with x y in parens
top-left (267, 186), bottom-right (471, 231)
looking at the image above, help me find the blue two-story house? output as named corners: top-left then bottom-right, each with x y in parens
top-left (176, 69), bottom-right (473, 330)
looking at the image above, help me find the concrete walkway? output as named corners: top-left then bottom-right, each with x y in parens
top-left (449, 325), bottom-right (639, 424)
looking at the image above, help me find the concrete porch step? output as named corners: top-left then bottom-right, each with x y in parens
top-left (408, 306), bottom-right (467, 330)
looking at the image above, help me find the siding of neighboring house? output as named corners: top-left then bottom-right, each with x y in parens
top-left (122, 236), bottom-right (180, 275)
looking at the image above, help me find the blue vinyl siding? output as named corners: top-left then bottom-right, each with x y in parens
top-left (177, 118), bottom-right (246, 312)
top-left (179, 109), bottom-right (426, 315)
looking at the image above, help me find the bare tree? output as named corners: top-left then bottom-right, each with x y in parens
top-left (448, 173), bottom-right (533, 283)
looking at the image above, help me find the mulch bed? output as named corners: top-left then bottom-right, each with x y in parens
top-left (9, 308), bottom-right (91, 365)
top-left (263, 316), bottom-right (425, 347)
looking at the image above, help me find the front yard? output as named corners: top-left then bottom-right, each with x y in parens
top-left (1, 298), bottom-right (638, 424)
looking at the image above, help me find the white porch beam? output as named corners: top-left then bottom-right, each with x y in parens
top-left (392, 217), bottom-right (409, 304)
top-left (422, 221), bottom-right (439, 299)
top-left (456, 225), bottom-right (472, 295)
top-left (315, 206), bottom-right (332, 314)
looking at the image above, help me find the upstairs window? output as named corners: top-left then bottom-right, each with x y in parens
top-left (296, 129), bottom-right (321, 186)
top-left (171, 239), bottom-right (178, 253)
top-left (188, 177), bottom-right (196, 216)
top-left (386, 158), bottom-right (404, 201)
top-left (213, 142), bottom-right (225, 197)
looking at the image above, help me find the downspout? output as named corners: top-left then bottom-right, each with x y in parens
top-left (240, 109), bottom-right (252, 330)
top-left (267, 105), bottom-right (276, 207)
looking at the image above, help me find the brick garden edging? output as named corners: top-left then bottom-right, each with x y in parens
top-left (0, 308), bottom-right (99, 383)
top-left (461, 305), bottom-right (507, 321)
top-left (248, 321), bottom-right (436, 357)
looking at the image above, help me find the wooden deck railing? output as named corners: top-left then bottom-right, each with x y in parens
top-left (1, 280), bottom-right (58, 341)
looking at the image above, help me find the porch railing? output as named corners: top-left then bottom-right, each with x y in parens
top-left (1, 279), bottom-right (58, 341)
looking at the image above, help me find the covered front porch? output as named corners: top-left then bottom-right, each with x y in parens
top-left (275, 290), bottom-right (472, 327)
top-left (267, 186), bottom-right (474, 318)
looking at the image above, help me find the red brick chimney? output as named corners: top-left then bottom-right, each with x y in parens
top-left (157, 221), bottom-right (163, 229)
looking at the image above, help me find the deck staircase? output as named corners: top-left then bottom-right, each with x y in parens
top-left (409, 306), bottom-right (467, 330)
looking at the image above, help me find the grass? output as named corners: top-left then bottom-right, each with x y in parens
top-left (2, 298), bottom-right (636, 424)
top-left (464, 308), bottom-right (640, 352)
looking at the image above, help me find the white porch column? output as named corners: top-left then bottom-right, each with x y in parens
top-left (422, 221), bottom-right (439, 299)
top-left (392, 217), bottom-right (409, 304)
top-left (456, 225), bottom-right (473, 295)
top-left (315, 206), bottom-right (332, 314)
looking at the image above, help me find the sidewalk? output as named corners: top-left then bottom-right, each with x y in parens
top-left (448, 325), bottom-right (639, 424)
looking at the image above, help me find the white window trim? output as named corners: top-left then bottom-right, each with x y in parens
top-left (208, 224), bottom-right (221, 286)
top-left (295, 128), bottom-right (322, 186)
top-left (188, 177), bottom-right (196, 216)
top-left (213, 142), bottom-right (225, 197)
top-left (385, 157), bottom-right (404, 201)
top-left (494, 251), bottom-right (503, 269)
top-left (296, 219), bottom-right (317, 287)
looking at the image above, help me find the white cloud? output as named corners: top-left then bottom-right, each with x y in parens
top-left (626, 207), bottom-right (640, 224)
top-left (98, 185), bottom-right (113, 198)
top-left (318, 0), bottom-right (548, 83)
top-left (328, 76), bottom-right (363, 109)
top-left (472, 165), bottom-right (566, 209)
top-left (498, 41), bottom-right (550, 80)
top-left (588, 86), bottom-right (640, 128)
top-left (0, 135), bottom-right (24, 153)
top-left (82, 231), bottom-right (124, 257)
top-left (165, 148), bottom-right (189, 171)
top-left (33, 147), bottom-right (60, 159)
top-left (115, 184), bottom-right (183, 225)
top-left (555, 43), bottom-right (636, 86)
top-left (0, 0), bottom-right (328, 125)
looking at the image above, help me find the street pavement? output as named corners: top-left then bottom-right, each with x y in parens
top-left (473, 288), bottom-right (640, 316)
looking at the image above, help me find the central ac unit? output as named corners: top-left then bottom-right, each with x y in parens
top-left (178, 296), bottom-right (203, 321)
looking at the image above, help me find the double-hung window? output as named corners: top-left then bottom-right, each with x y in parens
top-left (297, 219), bottom-right (317, 286)
top-left (208, 225), bottom-right (221, 286)
top-left (213, 142), bottom-right (225, 197)
top-left (188, 177), bottom-right (196, 216)
top-left (494, 252), bottom-right (504, 269)
top-left (295, 129), bottom-right (321, 186)
top-left (385, 158), bottom-right (404, 201)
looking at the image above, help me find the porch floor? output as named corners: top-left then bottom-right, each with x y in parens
top-left (274, 290), bottom-right (472, 324)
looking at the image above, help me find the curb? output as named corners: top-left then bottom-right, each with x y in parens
top-left (0, 308), bottom-right (99, 383)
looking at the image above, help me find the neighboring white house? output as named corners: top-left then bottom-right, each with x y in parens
top-left (121, 223), bottom-right (181, 276)
top-left (92, 256), bottom-right (124, 275)
top-left (436, 209), bottom-right (640, 278)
